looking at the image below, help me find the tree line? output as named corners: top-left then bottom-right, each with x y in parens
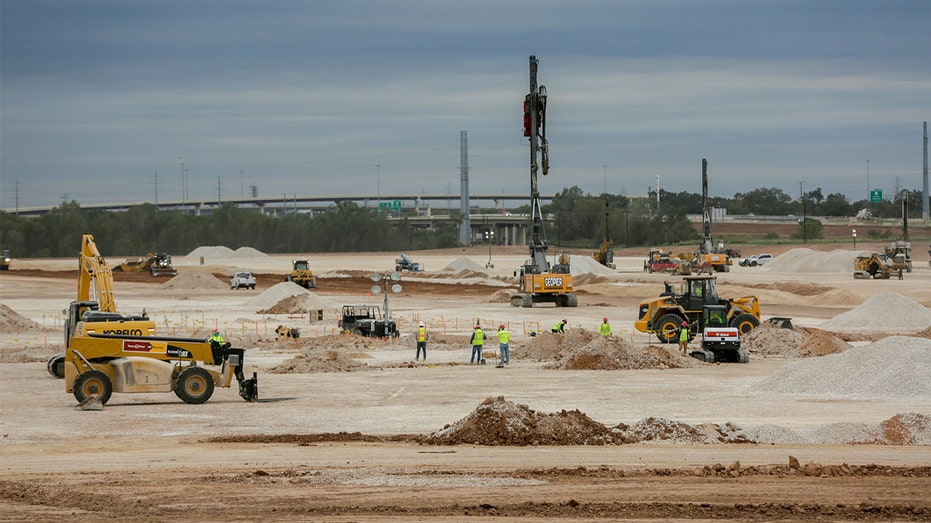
top-left (0, 186), bottom-right (921, 258)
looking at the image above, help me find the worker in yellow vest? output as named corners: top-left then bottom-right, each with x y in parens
top-left (599, 317), bottom-right (612, 336)
top-left (416, 321), bottom-right (428, 361)
top-left (678, 320), bottom-right (690, 355)
top-left (497, 324), bottom-right (510, 365)
top-left (469, 324), bottom-right (485, 364)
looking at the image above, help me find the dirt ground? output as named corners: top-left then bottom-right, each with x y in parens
top-left (2, 242), bottom-right (931, 521)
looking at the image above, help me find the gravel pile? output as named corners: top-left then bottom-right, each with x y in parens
top-left (516, 330), bottom-right (696, 369)
top-left (765, 248), bottom-right (856, 273)
top-left (442, 257), bottom-right (486, 272)
top-left (185, 245), bottom-right (235, 259)
top-left (819, 292), bottom-right (931, 333)
top-left (0, 304), bottom-right (42, 333)
top-left (569, 254), bottom-right (617, 276)
top-left (159, 270), bottom-right (229, 290)
top-left (231, 247), bottom-right (269, 258)
top-left (247, 282), bottom-right (334, 310)
top-left (741, 324), bottom-right (849, 358)
top-left (756, 336), bottom-right (931, 398)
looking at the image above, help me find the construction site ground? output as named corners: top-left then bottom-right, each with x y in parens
top-left (2, 241), bottom-right (931, 521)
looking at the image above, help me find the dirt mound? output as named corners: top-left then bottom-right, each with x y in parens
top-left (819, 292), bottom-right (931, 333)
top-left (267, 346), bottom-right (373, 373)
top-left (159, 270), bottom-right (229, 290)
top-left (517, 330), bottom-right (696, 369)
top-left (0, 304), bottom-right (42, 333)
top-left (485, 289), bottom-right (513, 303)
top-left (861, 413), bottom-right (931, 445)
top-left (757, 336), bottom-right (931, 397)
top-left (257, 292), bottom-right (336, 314)
top-left (765, 248), bottom-right (855, 273)
top-left (429, 396), bottom-right (617, 446)
top-left (429, 397), bottom-right (754, 446)
top-left (742, 324), bottom-right (848, 358)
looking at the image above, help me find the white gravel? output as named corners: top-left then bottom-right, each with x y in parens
top-left (819, 292), bottom-right (931, 332)
top-left (755, 336), bottom-right (931, 398)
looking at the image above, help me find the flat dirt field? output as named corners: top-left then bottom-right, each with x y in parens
top-left (2, 242), bottom-right (931, 521)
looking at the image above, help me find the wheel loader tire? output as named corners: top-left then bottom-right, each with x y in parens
top-left (175, 366), bottom-right (215, 404)
top-left (730, 313), bottom-right (760, 336)
top-left (654, 313), bottom-right (683, 344)
top-left (563, 294), bottom-right (578, 307)
top-left (73, 370), bottom-right (112, 405)
top-left (47, 354), bottom-right (65, 379)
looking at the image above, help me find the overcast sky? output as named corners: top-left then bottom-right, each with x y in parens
top-left (2, 0), bottom-right (930, 210)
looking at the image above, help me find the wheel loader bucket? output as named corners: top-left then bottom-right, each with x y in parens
top-left (767, 317), bottom-right (794, 330)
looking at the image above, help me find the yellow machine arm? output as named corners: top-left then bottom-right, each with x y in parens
top-left (77, 234), bottom-right (116, 313)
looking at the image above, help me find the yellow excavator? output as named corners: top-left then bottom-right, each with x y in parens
top-left (52, 235), bottom-right (258, 405)
top-left (592, 200), bottom-right (616, 269)
top-left (47, 235), bottom-right (157, 378)
top-left (510, 55), bottom-right (577, 308)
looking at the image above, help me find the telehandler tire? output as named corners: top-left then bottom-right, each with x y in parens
top-left (175, 366), bottom-right (215, 404)
top-left (73, 370), bottom-right (112, 405)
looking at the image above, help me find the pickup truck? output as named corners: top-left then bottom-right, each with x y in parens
top-left (230, 271), bottom-right (257, 290)
top-left (739, 254), bottom-right (773, 267)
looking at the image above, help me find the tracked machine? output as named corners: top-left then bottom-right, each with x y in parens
top-left (510, 55), bottom-right (577, 308)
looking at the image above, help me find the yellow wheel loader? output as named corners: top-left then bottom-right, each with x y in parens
top-left (634, 274), bottom-right (761, 343)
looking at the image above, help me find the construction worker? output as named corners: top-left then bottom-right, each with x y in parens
top-left (551, 319), bottom-right (566, 334)
top-left (599, 317), bottom-right (612, 336)
top-left (497, 324), bottom-right (510, 365)
top-left (416, 321), bottom-right (428, 361)
top-left (678, 321), bottom-right (690, 355)
top-left (469, 324), bottom-right (485, 364)
top-left (209, 328), bottom-right (226, 347)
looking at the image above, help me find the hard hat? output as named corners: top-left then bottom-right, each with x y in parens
top-left (213, 328), bottom-right (220, 334)
top-left (562, 319), bottom-right (567, 323)
top-left (603, 317), bottom-right (608, 322)
top-left (681, 321), bottom-right (687, 326)
top-left (418, 321), bottom-right (424, 327)
top-left (499, 324), bottom-right (505, 329)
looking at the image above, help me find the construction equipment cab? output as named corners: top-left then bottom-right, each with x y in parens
top-left (634, 274), bottom-right (761, 343)
top-left (285, 259), bottom-right (317, 288)
top-left (695, 304), bottom-right (749, 363)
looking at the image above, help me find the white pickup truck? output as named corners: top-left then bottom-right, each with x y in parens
top-left (230, 271), bottom-right (257, 290)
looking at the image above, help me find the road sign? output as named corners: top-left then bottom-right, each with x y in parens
top-left (869, 189), bottom-right (882, 203)
top-left (379, 202), bottom-right (391, 209)
top-left (393, 200), bottom-right (402, 210)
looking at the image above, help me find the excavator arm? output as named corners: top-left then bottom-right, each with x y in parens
top-left (77, 235), bottom-right (116, 313)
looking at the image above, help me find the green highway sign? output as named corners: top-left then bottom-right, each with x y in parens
top-left (379, 202), bottom-right (391, 209)
top-left (393, 200), bottom-right (402, 210)
top-left (869, 189), bottom-right (882, 203)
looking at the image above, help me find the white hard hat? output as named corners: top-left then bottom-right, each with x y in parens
top-left (418, 321), bottom-right (424, 327)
